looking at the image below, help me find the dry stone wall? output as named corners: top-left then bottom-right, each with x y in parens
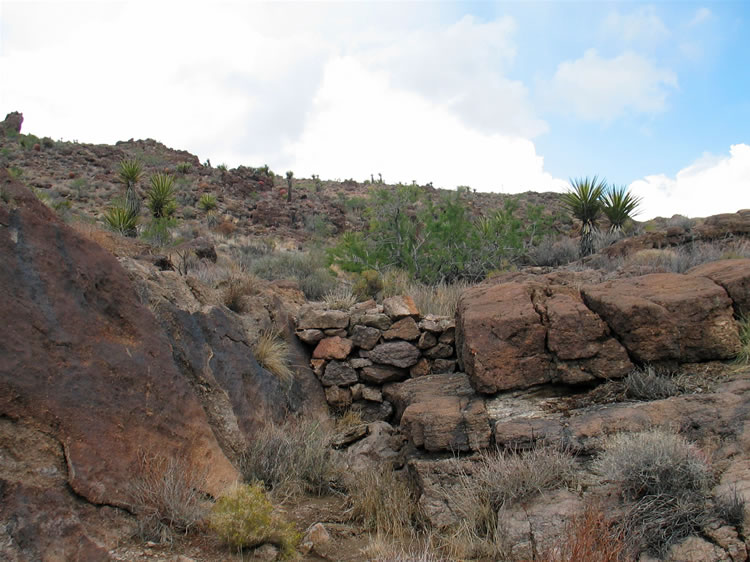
top-left (295, 296), bottom-right (457, 421)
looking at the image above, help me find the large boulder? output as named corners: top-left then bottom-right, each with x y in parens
top-left (0, 172), bottom-right (237, 506)
top-left (456, 281), bottom-right (631, 393)
top-left (688, 258), bottom-right (750, 316)
top-left (582, 273), bottom-right (740, 363)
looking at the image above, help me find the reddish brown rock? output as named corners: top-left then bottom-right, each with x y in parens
top-left (349, 325), bottom-right (381, 350)
top-left (582, 273), bottom-right (740, 363)
top-left (312, 336), bottom-right (354, 360)
top-left (382, 295), bottom-right (419, 320)
top-left (410, 358), bottom-right (431, 377)
top-left (689, 258), bottom-right (750, 316)
top-left (0, 173), bottom-right (237, 505)
top-left (383, 317), bottom-right (420, 341)
top-left (369, 341), bottom-right (421, 368)
top-left (297, 305), bottom-right (349, 330)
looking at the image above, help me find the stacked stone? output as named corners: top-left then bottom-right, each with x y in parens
top-left (295, 295), bottom-right (457, 421)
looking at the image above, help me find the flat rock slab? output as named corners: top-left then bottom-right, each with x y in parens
top-left (369, 341), bottom-right (421, 368)
top-left (297, 305), bottom-right (349, 330)
top-left (689, 258), bottom-right (750, 316)
top-left (582, 273), bottom-right (739, 363)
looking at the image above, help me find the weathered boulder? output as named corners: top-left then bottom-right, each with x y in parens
top-left (689, 258), bottom-right (750, 316)
top-left (342, 421), bottom-right (404, 472)
top-left (369, 341), bottom-right (421, 368)
top-left (321, 361), bottom-right (358, 387)
top-left (582, 273), bottom-right (740, 363)
top-left (457, 281), bottom-right (631, 393)
top-left (349, 325), bottom-right (381, 350)
top-left (351, 400), bottom-right (394, 423)
top-left (0, 173), bottom-right (237, 505)
top-left (0, 111), bottom-right (23, 136)
top-left (360, 364), bottom-right (408, 384)
top-left (384, 374), bottom-right (490, 452)
top-left (296, 328), bottom-right (324, 345)
top-left (353, 312), bottom-right (392, 330)
top-left (383, 317), bottom-right (420, 341)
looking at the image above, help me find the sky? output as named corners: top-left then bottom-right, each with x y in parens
top-left (1, 1), bottom-right (748, 220)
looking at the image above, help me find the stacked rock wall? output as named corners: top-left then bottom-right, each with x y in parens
top-left (295, 296), bottom-right (457, 421)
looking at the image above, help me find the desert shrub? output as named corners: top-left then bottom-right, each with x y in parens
top-left (736, 316), bottom-right (750, 365)
top-left (9, 166), bottom-right (23, 179)
top-left (595, 428), bottom-right (714, 556)
top-left (442, 446), bottom-right (577, 558)
top-left (217, 163), bottom-right (228, 171)
top-left (147, 173), bottom-right (177, 218)
top-left (322, 285), bottom-right (357, 310)
top-left (222, 273), bottom-right (259, 312)
top-left (103, 205), bottom-right (138, 236)
top-left (253, 329), bottom-right (293, 383)
top-left (346, 465), bottom-right (421, 539)
top-left (141, 217), bottom-right (177, 247)
top-left (249, 250), bottom-right (337, 300)
top-left (176, 161), bottom-right (192, 174)
top-left (540, 501), bottom-right (627, 562)
top-left (241, 418), bottom-right (340, 498)
top-left (198, 193), bottom-right (217, 212)
top-left (128, 452), bottom-right (209, 542)
top-left (352, 269), bottom-right (384, 300)
top-left (714, 486), bottom-right (746, 527)
top-left (209, 482), bottom-right (298, 557)
top-left (623, 367), bottom-right (679, 400)
top-left (530, 236), bottom-right (580, 266)
top-left (592, 228), bottom-right (624, 252)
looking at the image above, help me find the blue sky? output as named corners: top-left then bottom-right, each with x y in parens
top-left (1, 1), bottom-right (749, 219)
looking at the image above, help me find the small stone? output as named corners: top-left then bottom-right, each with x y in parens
top-left (383, 295), bottom-right (419, 320)
top-left (297, 305), bottom-right (350, 330)
top-left (383, 317), bottom-right (420, 341)
top-left (418, 315), bottom-right (442, 333)
top-left (417, 331), bottom-right (438, 350)
top-left (410, 358), bottom-right (431, 377)
top-left (297, 329), bottom-right (324, 345)
top-left (439, 327), bottom-right (455, 345)
top-left (312, 337), bottom-right (354, 360)
top-left (350, 325), bottom-right (381, 350)
top-left (358, 349), bottom-right (370, 358)
top-left (321, 361), bottom-right (358, 387)
top-left (361, 386), bottom-right (383, 402)
top-left (352, 299), bottom-right (377, 311)
top-left (361, 365), bottom-right (409, 384)
top-left (357, 313), bottom-right (392, 331)
top-left (325, 385), bottom-right (352, 409)
top-left (424, 343), bottom-right (453, 359)
top-left (324, 328), bottom-right (348, 337)
top-left (310, 359), bottom-right (326, 377)
top-left (300, 522), bottom-right (331, 556)
top-left (350, 383), bottom-right (364, 401)
top-left (369, 341), bottom-right (421, 368)
top-left (349, 357), bottom-right (373, 369)
top-left (432, 359), bottom-right (456, 374)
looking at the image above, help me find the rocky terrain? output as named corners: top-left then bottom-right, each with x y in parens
top-left (2, 111), bottom-right (750, 561)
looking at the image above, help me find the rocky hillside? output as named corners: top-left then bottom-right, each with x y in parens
top-left (2, 111), bottom-right (750, 561)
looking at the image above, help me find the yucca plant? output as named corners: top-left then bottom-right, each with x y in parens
top-left (103, 205), bottom-right (138, 236)
top-left (118, 159), bottom-right (143, 225)
top-left (198, 193), bottom-right (217, 212)
top-left (147, 173), bottom-right (176, 218)
top-left (562, 176), bottom-right (607, 257)
top-left (602, 185), bottom-right (642, 233)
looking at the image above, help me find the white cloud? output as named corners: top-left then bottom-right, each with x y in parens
top-left (689, 8), bottom-right (712, 27)
top-left (284, 57), bottom-right (565, 193)
top-left (541, 49), bottom-right (678, 122)
top-left (629, 144), bottom-right (750, 219)
top-left (603, 7), bottom-right (670, 42)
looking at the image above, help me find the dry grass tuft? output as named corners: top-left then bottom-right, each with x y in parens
top-left (241, 417), bottom-right (341, 500)
top-left (222, 272), bottom-right (259, 312)
top-left (540, 501), bottom-right (627, 562)
top-left (623, 366), bottom-right (679, 400)
top-left (736, 315), bottom-right (750, 365)
top-left (382, 269), bottom-right (472, 317)
top-left (127, 451), bottom-right (209, 542)
top-left (253, 329), bottom-right (294, 383)
top-left (346, 465), bottom-right (421, 540)
top-left (322, 285), bottom-right (357, 310)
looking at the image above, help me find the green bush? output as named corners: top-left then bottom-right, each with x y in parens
top-left (103, 205), bottom-right (138, 236)
top-left (210, 483), bottom-right (298, 557)
top-left (352, 269), bottom-right (384, 300)
top-left (176, 161), bottom-right (192, 174)
top-left (249, 250), bottom-right (337, 300)
top-left (141, 217), bottom-right (177, 247)
top-left (198, 193), bottom-right (217, 212)
top-left (147, 173), bottom-right (177, 218)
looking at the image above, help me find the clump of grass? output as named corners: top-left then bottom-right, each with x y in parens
top-left (210, 482), bottom-right (299, 557)
top-left (595, 428), bottom-right (714, 557)
top-left (441, 445), bottom-right (577, 559)
top-left (127, 452), bottom-right (209, 542)
top-left (322, 285), bottom-right (357, 310)
top-left (382, 269), bottom-right (471, 317)
top-left (540, 501), bottom-right (627, 562)
top-left (222, 273), bottom-right (259, 313)
top-left (623, 367), bottom-right (679, 400)
top-left (241, 418), bottom-right (340, 499)
top-left (714, 486), bottom-right (746, 528)
top-left (346, 465), bottom-right (421, 539)
top-left (735, 315), bottom-right (750, 365)
top-left (253, 329), bottom-right (293, 383)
